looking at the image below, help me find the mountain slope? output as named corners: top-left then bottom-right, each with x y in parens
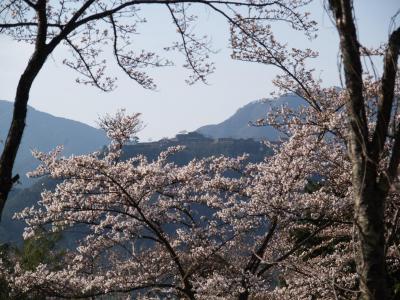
top-left (0, 100), bottom-right (108, 185)
top-left (1, 133), bottom-right (271, 245)
top-left (197, 94), bottom-right (305, 140)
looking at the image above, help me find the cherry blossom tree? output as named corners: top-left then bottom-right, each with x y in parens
top-left (0, 0), bottom-right (317, 219)
top-left (229, 1), bottom-right (400, 298)
top-left (255, 85), bottom-right (400, 299)
top-left (1, 110), bottom-right (267, 298)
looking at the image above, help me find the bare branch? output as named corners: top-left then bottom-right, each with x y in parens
top-left (257, 221), bottom-right (332, 276)
top-left (0, 22), bottom-right (38, 28)
top-left (64, 37), bottom-right (110, 92)
top-left (167, 3), bottom-right (211, 84)
top-left (22, 0), bottom-right (36, 10)
top-left (245, 216), bottom-right (277, 274)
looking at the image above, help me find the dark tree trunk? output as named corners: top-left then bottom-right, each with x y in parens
top-left (327, 1), bottom-right (399, 299)
top-left (0, 0), bottom-right (49, 220)
top-left (0, 48), bottom-right (49, 219)
top-left (353, 168), bottom-right (388, 299)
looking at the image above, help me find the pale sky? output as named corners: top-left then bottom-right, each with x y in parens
top-left (0, 0), bottom-right (398, 141)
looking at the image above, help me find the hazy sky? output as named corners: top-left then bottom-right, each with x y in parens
top-left (0, 0), bottom-right (398, 140)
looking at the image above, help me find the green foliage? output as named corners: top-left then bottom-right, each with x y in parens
top-left (0, 231), bottom-right (65, 299)
top-left (16, 230), bottom-right (65, 271)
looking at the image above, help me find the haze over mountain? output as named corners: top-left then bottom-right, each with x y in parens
top-left (197, 94), bottom-right (305, 140)
top-left (0, 100), bottom-right (108, 185)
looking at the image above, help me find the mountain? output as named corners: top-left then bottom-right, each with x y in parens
top-left (1, 133), bottom-right (271, 245)
top-left (0, 100), bottom-right (108, 185)
top-left (1, 94), bottom-right (306, 245)
top-left (196, 94), bottom-right (305, 140)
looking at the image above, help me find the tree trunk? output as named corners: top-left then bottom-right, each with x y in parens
top-left (353, 173), bottom-right (388, 299)
top-left (0, 48), bottom-right (49, 219)
top-left (328, 0), bottom-right (391, 298)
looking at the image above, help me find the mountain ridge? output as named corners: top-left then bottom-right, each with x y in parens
top-left (0, 100), bottom-right (108, 185)
top-left (196, 94), bottom-right (305, 140)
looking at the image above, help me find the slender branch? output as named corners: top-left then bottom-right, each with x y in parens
top-left (95, 167), bottom-right (193, 294)
top-left (22, 0), bottom-right (36, 9)
top-left (0, 22), bottom-right (38, 28)
top-left (47, 0), bottom-right (96, 50)
top-left (245, 216), bottom-right (277, 274)
top-left (0, 22), bottom-right (64, 29)
top-left (204, 1), bottom-right (321, 111)
top-left (166, 3), bottom-right (207, 83)
top-left (74, 0), bottom-right (261, 29)
top-left (257, 221), bottom-right (332, 276)
top-left (64, 37), bottom-right (108, 92)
